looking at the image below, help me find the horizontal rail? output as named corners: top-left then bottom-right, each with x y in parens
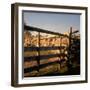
top-left (24, 58), bottom-right (66, 66)
top-left (24, 60), bottom-right (61, 73)
top-left (24, 53), bottom-right (67, 61)
top-left (24, 25), bottom-right (80, 40)
top-left (24, 46), bottom-right (66, 51)
top-left (24, 25), bottom-right (69, 38)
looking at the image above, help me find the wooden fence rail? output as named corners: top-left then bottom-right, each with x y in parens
top-left (24, 46), bottom-right (66, 51)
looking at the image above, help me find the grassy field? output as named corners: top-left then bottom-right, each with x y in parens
top-left (24, 61), bottom-right (68, 77)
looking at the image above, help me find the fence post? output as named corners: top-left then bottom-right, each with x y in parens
top-left (59, 36), bottom-right (62, 69)
top-left (69, 27), bottom-right (72, 48)
top-left (67, 27), bottom-right (72, 69)
top-left (37, 32), bottom-right (40, 72)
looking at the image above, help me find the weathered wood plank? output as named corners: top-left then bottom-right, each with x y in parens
top-left (24, 46), bottom-right (66, 51)
top-left (24, 53), bottom-right (67, 61)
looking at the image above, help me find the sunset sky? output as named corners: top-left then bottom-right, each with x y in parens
top-left (24, 11), bottom-right (80, 34)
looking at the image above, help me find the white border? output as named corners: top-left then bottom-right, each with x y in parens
top-left (18, 6), bottom-right (86, 84)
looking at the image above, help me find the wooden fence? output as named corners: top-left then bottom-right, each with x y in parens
top-left (24, 25), bottom-right (80, 77)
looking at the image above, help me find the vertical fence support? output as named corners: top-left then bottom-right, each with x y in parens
top-left (69, 27), bottom-right (72, 48)
top-left (67, 27), bottom-right (72, 70)
top-left (37, 32), bottom-right (40, 72)
top-left (69, 27), bottom-right (72, 64)
top-left (59, 36), bottom-right (62, 69)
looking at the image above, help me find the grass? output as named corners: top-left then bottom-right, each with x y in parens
top-left (24, 61), bottom-right (69, 77)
